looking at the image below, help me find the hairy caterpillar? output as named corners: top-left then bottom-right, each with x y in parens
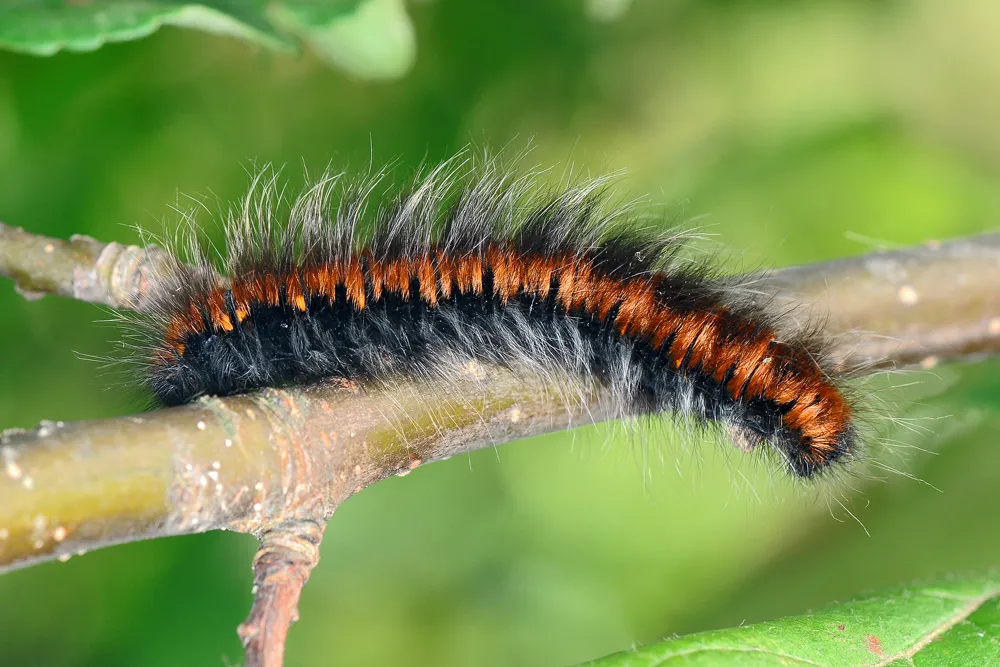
top-left (125, 157), bottom-right (857, 478)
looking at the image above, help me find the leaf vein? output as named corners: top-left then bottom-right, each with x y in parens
top-left (869, 588), bottom-right (1000, 667)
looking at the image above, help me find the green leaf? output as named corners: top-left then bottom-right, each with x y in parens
top-left (0, 1), bottom-right (292, 56)
top-left (581, 576), bottom-right (1000, 666)
top-left (269, 0), bottom-right (416, 80)
top-left (0, 1), bottom-right (415, 81)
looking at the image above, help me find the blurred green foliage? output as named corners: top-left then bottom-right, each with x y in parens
top-left (0, 0), bottom-right (999, 665)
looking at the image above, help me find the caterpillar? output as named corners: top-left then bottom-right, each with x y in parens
top-left (126, 158), bottom-right (857, 479)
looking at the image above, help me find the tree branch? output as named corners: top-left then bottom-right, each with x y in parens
top-left (2, 224), bottom-right (999, 666)
top-left (1, 366), bottom-right (607, 666)
top-left (0, 369), bottom-right (600, 571)
top-left (763, 234), bottom-right (1000, 369)
top-left (0, 221), bottom-right (170, 308)
top-left (238, 520), bottom-right (325, 667)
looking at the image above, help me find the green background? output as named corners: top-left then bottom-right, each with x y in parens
top-left (1, 1), bottom-right (999, 665)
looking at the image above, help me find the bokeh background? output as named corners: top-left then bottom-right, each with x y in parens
top-left (2, 1), bottom-right (1000, 665)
